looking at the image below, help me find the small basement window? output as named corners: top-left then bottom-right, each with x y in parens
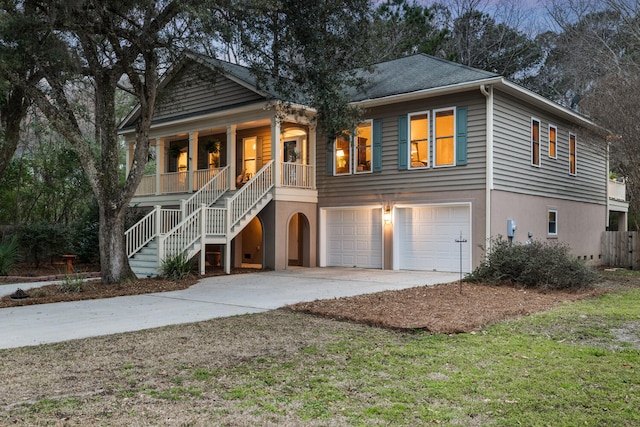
top-left (548, 209), bottom-right (558, 236)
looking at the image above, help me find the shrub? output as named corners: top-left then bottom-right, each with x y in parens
top-left (467, 236), bottom-right (597, 290)
top-left (19, 222), bottom-right (72, 266)
top-left (71, 201), bottom-right (100, 264)
top-left (0, 235), bottom-right (20, 276)
top-left (160, 253), bottom-right (193, 281)
top-left (60, 274), bottom-right (84, 293)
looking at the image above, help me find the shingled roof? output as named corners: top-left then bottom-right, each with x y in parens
top-left (349, 53), bottom-right (499, 102)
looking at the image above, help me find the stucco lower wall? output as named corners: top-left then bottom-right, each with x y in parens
top-left (260, 200), bottom-right (317, 270)
top-left (490, 190), bottom-right (606, 263)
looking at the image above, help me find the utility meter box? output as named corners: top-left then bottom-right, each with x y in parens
top-left (507, 219), bottom-right (516, 237)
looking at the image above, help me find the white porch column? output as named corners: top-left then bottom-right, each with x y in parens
top-left (155, 138), bottom-right (164, 195)
top-left (271, 116), bottom-right (281, 187)
top-left (188, 131), bottom-right (198, 192)
top-left (309, 123), bottom-right (317, 189)
top-left (227, 124), bottom-right (237, 190)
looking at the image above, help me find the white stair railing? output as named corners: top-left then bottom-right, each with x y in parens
top-left (160, 208), bottom-right (203, 261)
top-left (227, 161), bottom-right (275, 231)
top-left (126, 167), bottom-right (229, 260)
top-left (205, 208), bottom-right (227, 235)
top-left (125, 206), bottom-right (181, 257)
top-left (182, 166), bottom-right (229, 217)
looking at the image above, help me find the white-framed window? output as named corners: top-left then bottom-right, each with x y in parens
top-left (548, 209), bottom-right (558, 236)
top-left (334, 132), bottom-right (351, 175)
top-left (355, 121), bottom-right (372, 174)
top-left (409, 111), bottom-right (429, 169)
top-left (569, 133), bottom-right (577, 175)
top-left (548, 124), bottom-right (557, 159)
top-left (334, 121), bottom-right (373, 175)
top-left (434, 107), bottom-right (456, 167)
top-left (531, 118), bottom-right (541, 166)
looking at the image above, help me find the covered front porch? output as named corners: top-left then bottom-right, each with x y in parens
top-left (127, 114), bottom-right (317, 205)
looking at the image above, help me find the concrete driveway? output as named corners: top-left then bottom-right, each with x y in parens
top-left (0, 267), bottom-right (458, 350)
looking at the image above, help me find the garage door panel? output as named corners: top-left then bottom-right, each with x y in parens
top-left (398, 205), bottom-right (470, 272)
top-left (326, 208), bottom-right (382, 268)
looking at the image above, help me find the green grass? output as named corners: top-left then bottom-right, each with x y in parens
top-left (5, 288), bottom-right (639, 425)
top-left (199, 289), bottom-right (640, 425)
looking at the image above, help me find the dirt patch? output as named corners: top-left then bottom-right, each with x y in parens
top-left (288, 282), bottom-right (607, 333)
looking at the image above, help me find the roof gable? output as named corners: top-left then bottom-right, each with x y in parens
top-left (119, 58), bottom-right (269, 129)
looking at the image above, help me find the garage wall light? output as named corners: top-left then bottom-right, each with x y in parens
top-left (383, 205), bottom-right (392, 225)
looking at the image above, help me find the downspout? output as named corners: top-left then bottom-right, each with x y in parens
top-left (605, 140), bottom-right (610, 230)
top-left (480, 84), bottom-right (494, 251)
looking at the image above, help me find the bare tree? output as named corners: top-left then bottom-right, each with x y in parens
top-left (545, 0), bottom-right (640, 228)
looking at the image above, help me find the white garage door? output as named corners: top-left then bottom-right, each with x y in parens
top-left (397, 205), bottom-right (471, 272)
top-left (326, 208), bottom-right (383, 268)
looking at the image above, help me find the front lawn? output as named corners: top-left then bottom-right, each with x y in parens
top-left (1, 284), bottom-right (638, 426)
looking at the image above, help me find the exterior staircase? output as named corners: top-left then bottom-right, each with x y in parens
top-left (126, 161), bottom-right (275, 278)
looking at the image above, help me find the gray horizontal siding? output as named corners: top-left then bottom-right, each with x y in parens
top-left (153, 62), bottom-right (264, 122)
top-left (317, 92), bottom-right (487, 205)
top-left (492, 91), bottom-right (606, 204)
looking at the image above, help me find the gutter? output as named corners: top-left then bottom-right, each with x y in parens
top-left (351, 78), bottom-right (503, 108)
top-left (480, 84), bottom-right (494, 250)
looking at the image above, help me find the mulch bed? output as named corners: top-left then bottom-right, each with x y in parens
top-left (288, 281), bottom-right (608, 333)
top-left (0, 276), bottom-right (199, 308)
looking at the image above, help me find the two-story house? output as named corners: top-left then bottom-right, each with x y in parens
top-left (120, 53), bottom-right (625, 278)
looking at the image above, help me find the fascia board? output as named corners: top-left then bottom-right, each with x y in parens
top-left (351, 77), bottom-right (503, 108)
top-left (496, 79), bottom-right (599, 130)
top-left (117, 100), bottom-right (317, 138)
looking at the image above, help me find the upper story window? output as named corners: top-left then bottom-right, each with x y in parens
top-left (548, 125), bottom-right (557, 159)
top-left (335, 132), bottom-right (351, 175)
top-left (569, 133), bottom-right (577, 175)
top-left (355, 121), bottom-right (372, 174)
top-left (334, 121), bottom-right (374, 175)
top-left (398, 106), bottom-right (467, 170)
top-left (531, 118), bottom-right (540, 166)
top-left (409, 112), bottom-right (429, 169)
top-left (434, 108), bottom-right (455, 167)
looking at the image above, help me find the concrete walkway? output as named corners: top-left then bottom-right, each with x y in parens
top-left (0, 268), bottom-right (458, 350)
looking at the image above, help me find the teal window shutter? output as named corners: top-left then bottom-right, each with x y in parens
top-left (373, 119), bottom-right (383, 172)
top-left (326, 138), bottom-right (334, 175)
top-left (456, 106), bottom-right (468, 165)
top-left (398, 115), bottom-right (408, 170)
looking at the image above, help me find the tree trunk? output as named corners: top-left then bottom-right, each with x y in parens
top-left (98, 203), bottom-right (136, 284)
top-left (0, 87), bottom-right (29, 180)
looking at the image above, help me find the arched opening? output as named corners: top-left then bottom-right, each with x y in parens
top-left (287, 212), bottom-right (310, 267)
top-left (240, 216), bottom-right (263, 268)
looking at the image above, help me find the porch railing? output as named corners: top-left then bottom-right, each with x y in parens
top-left (609, 179), bottom-right (626, 201)
top-left (194, 168), bottom-right (221, 190)
top-left (161, 171), bottom-right (189, 194)
top-left (137, 175), bottom-right (156, 196)
top-left (281, 162), bottom-right (313, 189)
top-left (135, 163), bottom-right (313, 197)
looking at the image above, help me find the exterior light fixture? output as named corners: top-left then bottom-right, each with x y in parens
top-left (384, 205), bottom-right (392, 225)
